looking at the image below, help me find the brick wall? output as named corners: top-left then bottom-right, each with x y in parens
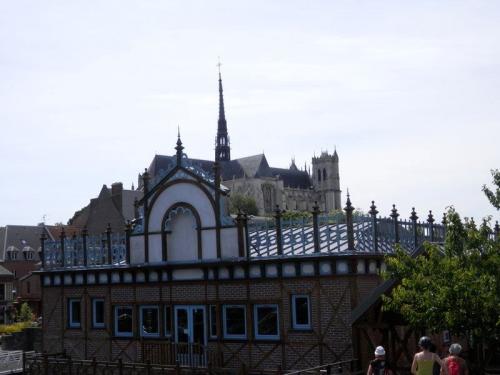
top-left (42, 274), bottom-right (364, 372)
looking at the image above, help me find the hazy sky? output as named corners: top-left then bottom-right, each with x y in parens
top-left (1, 0), bottom-right (499, 227)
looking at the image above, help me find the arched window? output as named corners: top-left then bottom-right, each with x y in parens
top-left (163, 204), bottom-right (201, 261)
top-left (323, 168), bottom-right (327, 180)
top-left (318, 169), bottom-right (321, 182)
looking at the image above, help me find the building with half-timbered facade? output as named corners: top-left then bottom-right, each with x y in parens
top-left (39, 128), bottom-right (454, 372)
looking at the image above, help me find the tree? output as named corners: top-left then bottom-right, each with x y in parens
top-left (483, 169), bottom-right (500, 210)
top-left (18, 302), bottom-right (33, 322)
top-left (382, 174), bottom-right (500, 370)
top-left (229, 193), bottom-right (259, 216)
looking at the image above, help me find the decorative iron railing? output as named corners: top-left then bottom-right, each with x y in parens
top-left (246, 202), bottom-right (457, 259)
top-left (42, 227), bottom-right (128, 270)
top-left (39, 200), bottom-right (499, 269)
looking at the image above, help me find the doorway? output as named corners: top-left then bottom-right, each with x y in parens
top-left (174, 306), bottom-right (206, 366)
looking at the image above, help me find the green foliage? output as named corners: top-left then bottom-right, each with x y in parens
top-left (281, 210), bottom-right (312, 221)
top-left (383, 207), bottom-right (500, 350)
top-left (19, 302), bottom-right (33, 322)
top-left (0, 322), bottom-right (31, 335)
top-left (229, 193), bottom-right (259, 216)
top-left (482, 169), bottom-right (500, 210)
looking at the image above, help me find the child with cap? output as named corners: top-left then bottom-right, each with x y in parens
top-left (367, 346), bottom-right (393, 375)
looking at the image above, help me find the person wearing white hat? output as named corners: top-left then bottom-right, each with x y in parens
top-left (367, 346), bottom-right (393, 375)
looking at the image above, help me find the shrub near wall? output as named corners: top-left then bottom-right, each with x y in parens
top-left (0, 322), bottom-right (31, 335)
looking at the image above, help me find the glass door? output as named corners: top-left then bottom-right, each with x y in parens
top-left (174, 306), bottom-right (206, 366)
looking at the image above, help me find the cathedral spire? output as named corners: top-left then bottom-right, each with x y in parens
top-left (215, 59), bottom-right (230, 162)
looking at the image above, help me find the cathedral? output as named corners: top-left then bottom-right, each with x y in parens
top-left (146, 71), bottom-right (342, 215)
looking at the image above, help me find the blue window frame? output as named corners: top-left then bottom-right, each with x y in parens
top-left (140, 305), bottom-right (160, 337)
top-left (92, 298), bottom-right (105, 328)
top-left (222, 305), bottom-right (246, 339)
top-left (291, 295), bottom-right (311, 330)
top-left (68, 299), bottom-right (81, 328)
top-left (114, 306), bottom-right (133, 337)
top-left (254, 304), bottom-right (279, 340)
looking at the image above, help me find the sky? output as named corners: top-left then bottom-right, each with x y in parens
top-left (0, 0), bottom-right (499, 227)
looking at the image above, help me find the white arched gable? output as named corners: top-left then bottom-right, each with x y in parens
top-left (148, 182), bottom-right (216, 232)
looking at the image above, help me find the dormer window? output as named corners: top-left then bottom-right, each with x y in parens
top-left (23, 246), bottom-right (35, 260)
top-left (6, 246), bottom-right (19, 261)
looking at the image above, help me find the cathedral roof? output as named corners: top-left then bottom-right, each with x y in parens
top-left (269, 167), bottom-right (311, 189)
top-left (148, 153), bottom-right (311, 187)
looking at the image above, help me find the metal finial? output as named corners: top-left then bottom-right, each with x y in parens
top-left (442, 212), bottom-right (447, 226)
top-left (390, 204), bottom-right (399, 219)
top-left (344, 192), bottom-right (353, 212)
top-left (427, 210), bottom-right (435, 224)
top-left (410, 207), bottom-right (418, 222)
top-left (369, 201), bottom-right (378, 217)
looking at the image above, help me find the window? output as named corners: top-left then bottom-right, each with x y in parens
top-left (254, 304), bottom-right (279, 340)
top-left (114, 306), bottom-right (133, 337)
top-left (0, 284), bottom-right (4, 301)
top-left (323, 168), bottom-right (327, 180)
top-left (68, 299), bottom-right (81, 328)
top-left (317, 169), bottom-right (321, 182)
top-left (92, 299), bottom-right (105, 328)
top-left (164, 306), bottom-right (172, 337)
top-left (209, 305), bottom-right (217, 338)
top-left (291, 295), bottom-right (311, 330)
top-left (140, 306), bottom-right (160, 337)
top-left (223, 305), bottom-right (246, 339)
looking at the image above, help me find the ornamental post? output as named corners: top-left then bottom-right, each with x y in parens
top-left (243, 213), bottom-right (250, 260)
top-left (106, 223), bottom-right (112, 265)
top-left (274, 205), bottom-right (283, 256)
top-left (125, 221), bottom-right (132, 264)
top-left (60, 227), bottom-right (66, 267)
top-left (142, 168), bottom-right (150, 263)
top-left (390, 204), bottom-right (400, 244)
top-left (369, 201), bottom-right (379, 253)
top-left (312, 201), bottom-right (320, 253)
top-left (427, 210), bottom-right (435, 242)
top-left (40, 230), bottom-right (47, 269)
top-left (344, 193), bottom-right (355, 251)
top-left (82, 226), bottom-right (88, 267)
top-left (236, 210), bottom-right (246, 258)
top-left (410, 208), bottom-right (419, 249)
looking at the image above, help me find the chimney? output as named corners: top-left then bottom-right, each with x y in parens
top-left (111, 182), bottom-right (123, 213)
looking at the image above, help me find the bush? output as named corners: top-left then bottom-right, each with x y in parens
top-left (19, 302), bottom-right (33, 322)
top-left (0, 322), bottom-right (30, 335)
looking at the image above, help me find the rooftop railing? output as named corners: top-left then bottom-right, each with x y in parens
top-left (40, 198), bottom-right (499, 270)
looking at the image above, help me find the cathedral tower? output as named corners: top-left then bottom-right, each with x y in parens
top-left (215, 69), bottom-right (230, 162)
top-left (312, 150), bottom-right (341, 212)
